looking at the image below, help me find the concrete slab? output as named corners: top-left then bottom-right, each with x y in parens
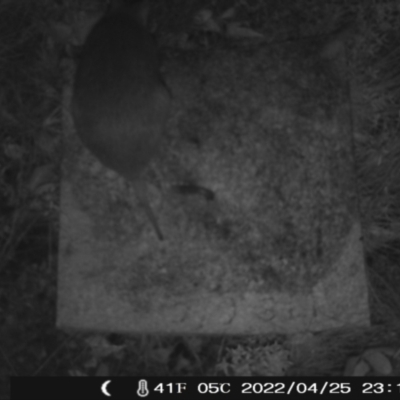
top-left (57, 40), bottom-right (370, 334)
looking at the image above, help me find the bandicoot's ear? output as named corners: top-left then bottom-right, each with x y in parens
top-left (108, 0), bottom-right (150, 26)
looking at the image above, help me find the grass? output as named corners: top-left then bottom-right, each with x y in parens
top-left (1, 0), bottom-right (400, 398)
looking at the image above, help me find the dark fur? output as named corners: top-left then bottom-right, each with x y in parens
top-left (72, 0), bottom-right (170, 240)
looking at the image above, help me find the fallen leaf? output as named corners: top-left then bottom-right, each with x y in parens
top-left (29, 165), bottom-right (55, 193)
top-left (352, 359), bottom-right (371, 376)
top-left (363, 349), bottom-right (392, 376)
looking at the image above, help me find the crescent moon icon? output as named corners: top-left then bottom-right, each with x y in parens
top-left (101, 380), bottom-right (112, 397)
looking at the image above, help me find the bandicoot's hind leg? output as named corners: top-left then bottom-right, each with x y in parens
top-left (132, 179), bottom-right (164, 240)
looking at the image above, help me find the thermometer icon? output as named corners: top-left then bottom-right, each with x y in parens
top-left (137, 379), bottom-right (149, 397)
